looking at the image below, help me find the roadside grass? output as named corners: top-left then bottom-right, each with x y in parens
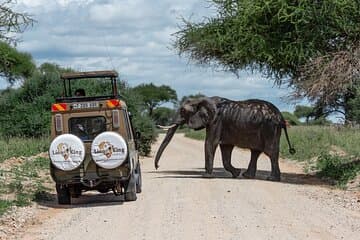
top-left (280, 126), bottom-right (360, 160)
top-left (0, 136), bottom-right (49, 163)
top-left (184, 126), bottom-right (360, 186)
top-left (184, 129), bottom-right (206, 140)
top-left (0, 155), bottom-right (52, 216)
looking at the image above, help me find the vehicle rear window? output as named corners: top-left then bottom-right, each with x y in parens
top-left (69, 116), bottom-right (106, 141)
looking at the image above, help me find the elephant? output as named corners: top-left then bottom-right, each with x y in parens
top-left (154, 96), bottom-right (295, 181)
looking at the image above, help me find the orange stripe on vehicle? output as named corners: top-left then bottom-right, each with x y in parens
top-left (107, 100), bottom-right (120, 108)
top-left (52, 103), bottom-right (67, 112)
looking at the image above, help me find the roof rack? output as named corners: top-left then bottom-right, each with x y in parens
top-left (61, 70), bottom-right (118, 80)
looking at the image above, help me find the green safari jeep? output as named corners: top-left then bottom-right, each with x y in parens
top-left (49, 70), bottom-right (142, 204)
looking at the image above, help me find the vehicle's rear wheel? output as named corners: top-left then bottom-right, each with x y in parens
top-left (135, 162), bottom-right (142, 194)
top-left (56, 184), bottom-right (71, 205)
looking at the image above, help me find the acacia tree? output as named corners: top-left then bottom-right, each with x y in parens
top-left (174, 0), bottom-right (360, 122)
top-left (133, 83), bottom-right (177, 116)
top-left (0, 0), bottom-right (35, 83)
top-left (294, 105), bottom-right (315, 123)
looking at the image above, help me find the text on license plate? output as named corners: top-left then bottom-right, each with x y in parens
top-left (72, 102), bottom-right (99, 109)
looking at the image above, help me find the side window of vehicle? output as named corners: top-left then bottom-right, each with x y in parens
top-left (122, 110), bottom-right (133, 140)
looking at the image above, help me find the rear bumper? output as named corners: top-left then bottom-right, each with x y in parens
top-left (50, 163), bottom-right (131, 187)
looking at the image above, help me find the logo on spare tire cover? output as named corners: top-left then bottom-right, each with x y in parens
top-left (49, 134), bottom-right (85, 171)
top-left (91, 132), bottom-right (128, 169)
top-left (96, 141), bottom-right (125, 159)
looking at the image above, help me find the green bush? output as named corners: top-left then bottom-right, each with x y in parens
top-left (316, 153), bottom-right (360, 186)
top-left (0, 63), bottom-right (63, 137)
top-left (121, 83), bottom-right (158, 156)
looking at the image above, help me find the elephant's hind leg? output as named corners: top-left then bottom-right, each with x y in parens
top-left (267, 151), bottom-right (281, 182)
top-left (220, 144), bottom-right (241, 178)
top-left (242, 150), bottom-right (261, 179)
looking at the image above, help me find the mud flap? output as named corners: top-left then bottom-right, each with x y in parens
top-left (124, 171), bottom-right (137, 201)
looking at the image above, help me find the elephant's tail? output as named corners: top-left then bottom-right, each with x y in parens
top-left (282, 121), bottom-right (296, 155)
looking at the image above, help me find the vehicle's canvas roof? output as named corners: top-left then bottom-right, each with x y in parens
top-left (61, 70), bottom-right (118, 80)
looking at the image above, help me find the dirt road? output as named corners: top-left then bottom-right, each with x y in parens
top-left (14, 134), bottom-right (360, 239)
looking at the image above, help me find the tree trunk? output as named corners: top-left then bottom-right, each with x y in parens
top-left (343, 88), bottom-right (356, 124)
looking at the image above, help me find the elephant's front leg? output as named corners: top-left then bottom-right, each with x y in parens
top-left (220, 144), bottom-right (241, 178)
top-left (204, 137), bottom-right (218, 178)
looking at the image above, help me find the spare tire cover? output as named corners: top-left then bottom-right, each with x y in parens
top-left (49, 134), bottom-right (85, 171)
top-left (91, 132), bottom-right (128, 169)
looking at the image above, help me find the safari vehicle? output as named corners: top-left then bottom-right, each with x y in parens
top-left (49, 70), bottom-right (142, 204)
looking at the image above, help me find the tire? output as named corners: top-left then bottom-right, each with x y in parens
top-left (56, 184), bottom-right (71, 205)
top-left (135, 162), bottom-right (142, 194)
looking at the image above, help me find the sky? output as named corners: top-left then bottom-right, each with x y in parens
top-left (1, 0), bottom-right (299, 112)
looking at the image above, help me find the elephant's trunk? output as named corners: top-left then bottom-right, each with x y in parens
top-left (154, 124), bottom-right (179, 169)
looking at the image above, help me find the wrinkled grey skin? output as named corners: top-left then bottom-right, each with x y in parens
top-left (154, 96), bottom-right (295, 181)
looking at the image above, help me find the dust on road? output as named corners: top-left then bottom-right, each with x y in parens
top-left (7, 134), bottom-right (360, 240)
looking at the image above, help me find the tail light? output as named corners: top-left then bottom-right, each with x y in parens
top-left (55, 114), bottom-right (63, 132)
top-left (112, 110), bottom-right (120, 128)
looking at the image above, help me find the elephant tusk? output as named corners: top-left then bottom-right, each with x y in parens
top-left (156, 124), bottom-right (177, 130)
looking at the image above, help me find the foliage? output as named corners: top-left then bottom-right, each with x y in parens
top-left (0, 0), bottom-right (35, 43)
top-left (121, 82), bottom-right (157, 156)
top-left (316, 154), bottom-right (360, 187)
top-left (347, 86), bottom-right (360, 124)
top-left (294, 105), bottom-right (314, 123)
top-left (0, 0), bottom-right (35, 83)
top-left (174, 0), bottom-right (360, 121)
top-left (0, 63), bottom-right (64, 137)
top-left (152, 107), bottom-right (176, 126)
top-left (292, 46), bottom-right (360, 122)
top-left (0, 41), bottom-right (35, 84)
top-left (133, 83), bottom-right (177, 116)
top-left (281, 111), bottom-right (301, 126)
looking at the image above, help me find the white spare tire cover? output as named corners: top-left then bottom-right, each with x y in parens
top-left (91, 132), bottom-right (128, 169)
top-left (49, 134), bottom-right (85, 171)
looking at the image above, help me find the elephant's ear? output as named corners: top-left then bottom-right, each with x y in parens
top-left (197, 98), bottom-right (217, 124)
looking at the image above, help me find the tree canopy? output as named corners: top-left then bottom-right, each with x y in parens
top-left (0, 0), bottom-right (35, 83)
top-left (0, 0), bottom-right (34, 43)
top-left (0, 42), bottom-right (35, 83)
top-left (174, 0), bottom-right (360, 122)
top-left (133, 83), bottom-right (177, 116)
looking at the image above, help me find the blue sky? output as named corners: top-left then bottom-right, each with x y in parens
top-left (1, 0), bottom-right (300, 112)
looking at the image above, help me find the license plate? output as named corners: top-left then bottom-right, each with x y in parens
top-left (72, 102), bottom-right (99, 109)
